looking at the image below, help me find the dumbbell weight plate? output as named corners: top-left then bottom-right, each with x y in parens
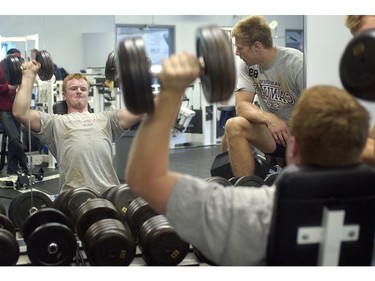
top-left (35, 50), bottom-right (54, 81)
top-left (106, 184), bottom-right (138, 221)
top-left (125, 197), bottom-right (159, 239)
top-left (84, 218), bottom-right (136, 266)
top-left (228, 177), bottom-right (240, 185)
top-left (0, 201), bottom-right (7, 216)
top-left (75, 198), bottom-right (122, 241)
top-left (0, 229), bottom-right (20, 265)
top-left (22, 208), bottom-right (74, 243)
top-left (8, 190), bottom-right (54, 234)
top-left (105, 50), bottom-right (117, 81)
top-left (117, 36), bottom-right (154, 114)
top-left (264, 173), bottom-right (279, 186)
top-left (205, 176), bottom-right (233, 187)
top-left (65, 187), bottom-right (100, 219)
top-left (53, 189), bottom-right (71, 214)
top-left (340, 28), bottom-right (375, 101)
top-left (234, 175), bottom-right (265, 187)
top-left (196, 25), bottom-right (236, 103)
top-left (0, 214), bottom-right (17, 236)
top-left (27, 222), bottom-right (77, 266)
top-left (1, 56), bottom-right (22, 85)
top-left (138, 214), bottom-right (190, 266)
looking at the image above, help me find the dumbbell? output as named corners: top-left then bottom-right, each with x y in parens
top-left (233, 175), bottom-right (265, 187)
top-left (75, 198), bottom-right (136, 266)
top-left (1, 50), bottom-right (55, 85)
top-left (116, 24), bottom-right (236, 114)
top-left (22, 208), bottom-right (77, 266)
top-left (8, 190), bottom-right (54, 235)
top-left (53, 187), bottom-right (100, 223)
top-left (0, 214), bottom-right (19, 265)
top-left (101, 183), bottom-right (138, 225)
top-left (0, 201), bottom-right (6, 216)
top-left (126, 197), bottom-right (190, 266)
top-left (105, 50), bottom-right (117, 82)
top-left (205, 176), bottom-right (233, 187)
top-left (340, 28), bottom-right (375, 101)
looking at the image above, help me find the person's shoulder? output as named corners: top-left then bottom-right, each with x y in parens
top-left (276, 45), bottom-right (303, 56)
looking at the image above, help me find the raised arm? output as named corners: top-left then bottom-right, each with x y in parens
top-left (126, 52), bottom-right (200, 214)
top-left (116, 108), bottom-right (144, 130)
top-left (12, 61), bottom-right (42, 132)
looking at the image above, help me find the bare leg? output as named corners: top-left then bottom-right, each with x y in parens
top-left (225, 116), bottom-right (276, 177)
top-left (225, 117), bottom-right (255, 176)
top-left (220, 132), bottom-right (228, 152)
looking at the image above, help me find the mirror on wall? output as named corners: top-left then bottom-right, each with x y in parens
top-left (0, 15), bottom-right (304, 75)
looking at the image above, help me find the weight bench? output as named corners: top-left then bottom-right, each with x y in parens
top-left (266, 164), bottom-right (375, 265)
top-left (53, 100), bottom-right (93, 114)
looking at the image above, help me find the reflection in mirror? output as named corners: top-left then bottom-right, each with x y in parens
top-left (0, 15), bottom-right (304, 169)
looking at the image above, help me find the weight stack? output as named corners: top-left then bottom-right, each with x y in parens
top-left (210, 151), bottom-right (234, 179)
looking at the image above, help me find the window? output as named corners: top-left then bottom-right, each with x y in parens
top-left (116, 24), bottom-right (175, 66)
top-left (285, 29), bottom-right (304, 52)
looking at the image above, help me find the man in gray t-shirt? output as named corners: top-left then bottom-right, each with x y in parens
top-left (222, 15), bottom-right (304, 177)
top-left (125, 51), bottom-right (369, 265)
top-left (13, 69), bottom-right (143, 195)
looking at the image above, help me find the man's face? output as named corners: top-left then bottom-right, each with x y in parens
top-left (63, 78), bottom-right (89, 110)
top-left (233, 38), bottom-right (258, 66)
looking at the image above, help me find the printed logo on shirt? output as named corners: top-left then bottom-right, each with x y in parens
top-left (248, 68), bottom-right (259, 78)
top-left (254, 82), bottom-right (296, 110)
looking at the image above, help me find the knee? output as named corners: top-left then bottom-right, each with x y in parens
top-left (225, 116), bottom-right (247, 138)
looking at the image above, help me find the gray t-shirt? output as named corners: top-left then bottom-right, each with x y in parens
top-left (34, 111), bottom-right (125, 194)
top-left (236, 46), bottom-right (304, 124)
top-left (166, 174), bottom-right (275, 265)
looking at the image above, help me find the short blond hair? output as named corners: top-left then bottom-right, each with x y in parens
top-left (62, 73), bottom-right (90, 93)
top-left (231, 15), bottom-right (273, 48)
top-left (345, 15), bottom-right (375, 35)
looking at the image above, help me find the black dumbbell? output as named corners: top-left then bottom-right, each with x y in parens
top-left (0, 214), bottom-right (19, 265)
top-left (75, 198), bottom-right (136, 266)
top-left (116, 24), bottom-right (236, 114)
top-left (1, 50), bottom-right (54, 85)
top-left (22, 208), bottom-right (77, 266)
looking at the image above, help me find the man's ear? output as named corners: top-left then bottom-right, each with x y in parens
top-left (286, 136), bottom-right (301, 165)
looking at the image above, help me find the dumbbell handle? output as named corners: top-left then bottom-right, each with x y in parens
top-left (149, 57), bottom-right (205, 76)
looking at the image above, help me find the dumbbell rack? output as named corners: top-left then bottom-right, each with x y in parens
top-left (14, 233), bottom-right (205, 266)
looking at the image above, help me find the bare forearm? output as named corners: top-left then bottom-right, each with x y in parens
top-left (236, 100), bottom-right (270, 125)
top-left (126, 91), bottom-right (182, 214)
top-left (13, 72), bottom-right (35, 122)
top-left (116, 109), bottom-right (144, 130)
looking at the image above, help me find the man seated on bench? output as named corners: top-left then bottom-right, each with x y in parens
top-left (125, 50), bottom-right (371, 265)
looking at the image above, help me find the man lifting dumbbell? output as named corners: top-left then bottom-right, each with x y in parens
top-left (125, 48), bottom-right (371, 265)
top-left (12, 59), bottom-right (144, 195)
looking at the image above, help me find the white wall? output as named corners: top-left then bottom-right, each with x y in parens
top-left (305, 15), bottom-right (375, 124)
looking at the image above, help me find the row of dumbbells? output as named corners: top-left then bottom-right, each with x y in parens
top-left (0, 185), bottom-right (190, 266)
